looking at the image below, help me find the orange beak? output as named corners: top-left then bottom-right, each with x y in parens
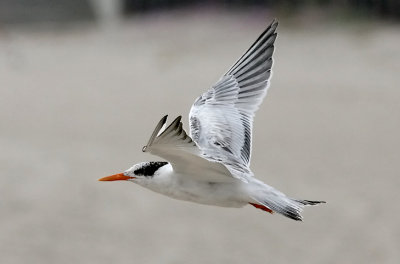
top-left (98, 173), bottom-right (133, 181)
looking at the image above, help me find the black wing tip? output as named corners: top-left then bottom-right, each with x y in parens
top-left (158, 115), bottom-right (183, 137)
top-left (255, 19), bottom-right (279, 44)
top-left (174, 116), bottom-right (182, 129)
top-left (143, 114), bottom-right (169, 152)
top-left (172, 115), bottom-right (182, 125)
top-left (171, 116), bottom-right (182, 128)
top-left (283, 206), bottom-right (303, 221)
top-left (161, 114), bottom-right (168, 123)
top-left (297, 199), bottom-right (326, 206)
top-left (309, 200), bottom-right (326, 205)
top-left (226, 18), bottom-right (278, 76)
top-left (266, 19), bottom-right (278, 36)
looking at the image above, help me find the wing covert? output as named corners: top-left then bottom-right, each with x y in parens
top-left (189, 19), bottom-right (278, 179)
top-left (143, 116), bottom-right (239, 182)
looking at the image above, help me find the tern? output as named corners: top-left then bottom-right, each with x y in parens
top-left (99, 20), bottom-right (325, 221)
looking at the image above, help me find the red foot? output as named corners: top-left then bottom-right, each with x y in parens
top-left (249, 203), bottom-right (274, 214)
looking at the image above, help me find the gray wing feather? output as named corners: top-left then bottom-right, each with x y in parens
top-left (143, 116), bottom-right (234, 182)
top-left (142, 115), bottom-right (168, 152)
top-left (143, 116), bottom-right (195, 153)
top-left (189, 19), bottom-right (278, 180)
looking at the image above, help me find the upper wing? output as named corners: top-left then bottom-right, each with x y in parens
top-left (189, 19), bottom-right (278, 180)
top-left (142, 115), bottom-right (236, 182)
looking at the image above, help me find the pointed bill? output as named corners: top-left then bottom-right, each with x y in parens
top-left (98, 173), bottom-right (132, 181)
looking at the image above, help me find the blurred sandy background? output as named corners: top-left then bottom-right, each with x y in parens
top-left (1, 1), bottom-right (400, 264)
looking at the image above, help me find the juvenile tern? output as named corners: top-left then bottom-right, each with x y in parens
top-left (99, 20), bottom-right (325, 221)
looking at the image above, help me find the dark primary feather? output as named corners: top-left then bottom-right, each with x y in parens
top-left (189, 19), bottom-right (278, 179)
top-left (143, 115), bottom-right (195, 153)
top-left (142, 116), bottom-right (234, 182)
top-left (143, 115), bottom-right (168, 152)
top-left (223, 19), bottom-right (277, 164)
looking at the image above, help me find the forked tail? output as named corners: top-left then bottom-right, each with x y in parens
top-left (251, 188), bottom-right (325, 221)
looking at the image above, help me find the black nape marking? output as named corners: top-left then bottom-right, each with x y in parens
top-left (134, 162), bottom-right (168, 177)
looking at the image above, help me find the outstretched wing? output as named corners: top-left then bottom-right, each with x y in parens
top-left (189, 19), bottom-right (278, 180)
top-left (143, 116), bottom-right (235, 182)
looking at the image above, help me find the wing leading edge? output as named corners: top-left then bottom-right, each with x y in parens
top-left (143, 116), bottom-right (238, 182)
top-left (189, 20), bottom-right (278, 180)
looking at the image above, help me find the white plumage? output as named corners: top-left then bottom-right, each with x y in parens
top-left (100, 20), bottom-right (325, 221)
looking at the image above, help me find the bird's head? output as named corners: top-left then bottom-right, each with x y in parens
top-left (98, 161), bottom-right (169, 183)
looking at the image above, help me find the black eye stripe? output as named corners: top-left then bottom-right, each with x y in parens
top-left (134, 162), bottom-right (168, 177)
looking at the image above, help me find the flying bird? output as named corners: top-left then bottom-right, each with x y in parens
top-left (99, 20), bottom-right (325, 221)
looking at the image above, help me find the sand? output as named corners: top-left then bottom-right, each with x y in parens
top-left (1, 11), bottom-right (399, 264)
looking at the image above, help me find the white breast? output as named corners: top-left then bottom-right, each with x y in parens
top-left (136, 164), bottom-right (249, 208)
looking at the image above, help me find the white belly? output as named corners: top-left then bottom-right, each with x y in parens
top-left (167, 178), bottom-right (248, 207)
top-left (137, 164), bottom-right (250, 208)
